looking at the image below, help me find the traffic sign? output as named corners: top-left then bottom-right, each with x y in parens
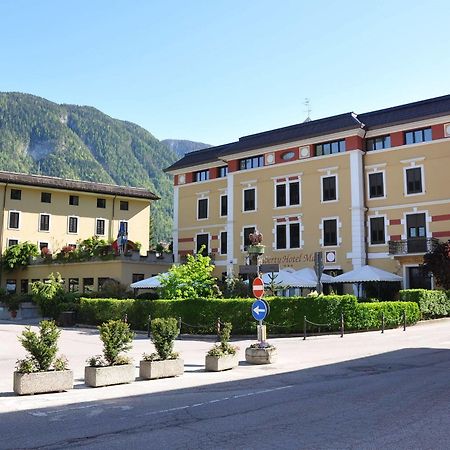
top-left (252, 277), bottom-right (265, 298)
top-left (252, 299), bottom-right (268, 321)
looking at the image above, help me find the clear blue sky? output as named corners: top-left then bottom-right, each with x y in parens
top-left (1, 0), bottom-right (449, 145)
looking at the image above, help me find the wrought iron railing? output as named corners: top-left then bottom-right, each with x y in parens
top-left (388, 237), bottom-right (439, 255)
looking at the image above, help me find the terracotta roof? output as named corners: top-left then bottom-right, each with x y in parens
top-left (0, 171), bottom-right (159, 200)
top-left (165, 94), bottom-right (450, 173)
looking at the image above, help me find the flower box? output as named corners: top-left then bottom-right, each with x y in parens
top-left (205, 354), bottom-right (239, 372)
top-left (245, 346), bottom-right (277, 365)
top-left (13, 370), bottom-right (73, 395)
top-left (84, 364), bottom-right (135, 387)
top-left (139, 359), bottom-right (184, 379)
top-left (247, 245), bottom-right (265, 255)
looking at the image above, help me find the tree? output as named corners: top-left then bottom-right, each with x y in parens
top-left (159, 247), bottom-right (220, 299)
top-left (422, 241), bottom-right (450, 289)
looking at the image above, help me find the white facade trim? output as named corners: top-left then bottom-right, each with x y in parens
top-left (226, 173), bottom-right (234, 275)
top-left (173, 186), bottom-right (179, 263)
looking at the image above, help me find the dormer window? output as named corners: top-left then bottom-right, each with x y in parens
top-left (194, 170), bottom-right (209, 182)
top-left (239, 155), bottom-right (264, 170)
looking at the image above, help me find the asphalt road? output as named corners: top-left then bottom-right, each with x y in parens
top-left (2, 337), bottom-right (450, 448)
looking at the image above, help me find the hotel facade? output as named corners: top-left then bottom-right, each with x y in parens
top-left (0, 172), bottom-right (171, 293)
top-left (165, 95), bottom-right (450, 289)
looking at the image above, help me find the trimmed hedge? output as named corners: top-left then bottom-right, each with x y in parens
top-left (399, 289), bottom-right (450, 319)
top-left (77, 295), bottom-right (420, 334)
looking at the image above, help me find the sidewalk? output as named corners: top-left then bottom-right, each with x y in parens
top-left (1, 318), bottom-right (450, 414)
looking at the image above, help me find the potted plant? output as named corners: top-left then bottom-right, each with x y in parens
top-left (205, 322), bottom-right (239, 371)
top-left (140, 317), bottom-right (184, 379)
top-left (13, 320), bottom-right (73, 395)
top-left (245, 342), bottom-right (277, 365)
top-left (4, 294), bottom-right (21, 319)
top-left (85, 320), bottom-right (135, 387)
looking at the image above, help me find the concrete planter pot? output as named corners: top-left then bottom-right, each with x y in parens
top-left (245, 346), bottom-right (277, 365)
top-left (205, 354), bottom-right (239, 372)
top-left (139, 359), bottom-right (184, 379)
top-left (84, 364), bottom-right (135, 387)
top-left (13, 370), bottom-right (73, 395)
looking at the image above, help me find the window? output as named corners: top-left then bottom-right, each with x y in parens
top-left (68, 216), bottom-right (78, 234)
top-left (405, 127), bottom-right (432, 145)
top-left (98, 278), bottom-right (110, 292)
top-left (276, 222), bottom-right (301, 249)
top-left (10, 189), bottom-right (21, 200)
top-left (239, 155), bottom-right (264, 170)
top-left (41, 192), bottom-right (51, 203)
top-left (120, 201), bottom-right (129, 211)
top-left (322, 176), bottom-right (337, 201)
top-left (243, 226), bottom-right (255, 250)
top-left (276, 180), bottom-right (300, 207)
top-left (406, 167), bottom-right (423, 194)
top-left (68, 278), bottom-right (79, 293)
top-left (9, 211), bottom-right (20, 229)
top-left (218, 166), bottom-right (228, 178)
top-left (315, 139), bottom-right (346, 156)
top-left (8, 239), bottom-right (18, 247)
top-left (96, 219), bottom-right (106, 236)
top-left (97, 198), bottom-right (106, 208)
top-left (196, 233), bottom-right (209, 255)
top-left (20, 279), bottom-right (28, 294)
top-left (69, 195), bottom-right (79, 206)
top-left (368, 172), bottom-right (384, 198)
top-left (39, 214), bottom-right (50, 232)
top-left (243, 188), bottom-right (256, 211)
top-left (6, 279), bottom-right (16, 293)
top-left (220, 195), bottom-right (228, 217)
top-left (194, 170), bottom-right (209, 182)
top-left (220, 231), bottom-right (227, 255)
top-left (197, 198), bottom-right (208, 219)
top-left (370, 217), bottom-right (385, 245)
top-left (366, 135), bottom-right (391, 151)
top-left (83, 278), bottom-right (94, 293)
top-left (323, 219), bottom-right (338, 246)
top-left (39, 242), bottom-right (49, 251)
top-left (132, 273), bottom-right (145, 283)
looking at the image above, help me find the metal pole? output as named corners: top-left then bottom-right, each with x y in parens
top-left (381, 312), bottom-right (385, 334)
top-left (217, 317), bottom-right (221, 340)
top-left (124, 313), bottom-right (128, 324)
top-left (340, 313), bottom-right (344, 338)
top-left (147, 314), bottom-right (151, 338)
top-left (178, 316), bottom-right (182, 340)
top-left (403, 310), bottom-right (407, 331)
top-left (303, 315), bottom-right (306, 341)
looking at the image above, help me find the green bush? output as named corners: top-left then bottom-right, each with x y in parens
top-left (144, 317), bottom-right (179, 361)
top-left (16, 320), bottom-right (65, 372)
top-left (78, 295), bottom-right (420, 334)
top-left (97, 320), bottom-right (134, 366)
top-left (207, 322), bottom-right (237, 356)
top-left (399, 289), bottom-right (450, 319)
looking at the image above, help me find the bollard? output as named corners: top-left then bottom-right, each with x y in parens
top-left (303, 315), bottom-right (307, 341)
top-left (124, 313), bottom-right (128, 324)
top-left (340, 313), bottom-right (344, 338)
top-left (217, 317), bottom-right (221, 340)
top-left (178, 316), bottom-right (182, 340)
top-left (147, 315), bottom-right (151, 338)
top-left (381, 312), bottom-right (385, 334)
top-left (403, 310), bottom-right (407, 331)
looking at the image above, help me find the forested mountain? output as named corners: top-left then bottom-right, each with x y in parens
top-left (161, 139), bottom-right (211, 157)
top-left (0, 92), bottom-right (179, 242)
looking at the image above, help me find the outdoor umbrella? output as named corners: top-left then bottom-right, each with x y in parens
top-left (130, 273), bottom-right (168, 289)
top-left (262, 269), bottom-right (312, 288)
top-left (332, 265), bottom-right (402, 283)
top-left (293, 267), bottom-right (335, 285)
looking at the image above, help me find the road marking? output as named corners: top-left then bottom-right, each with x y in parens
top-left (142, 385), bottom-right (293, 417)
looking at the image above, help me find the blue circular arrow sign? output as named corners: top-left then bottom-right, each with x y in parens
top-left (252, 299), bottom-right (268, 321)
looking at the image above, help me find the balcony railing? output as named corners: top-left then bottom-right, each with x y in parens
top-left (388, 238), bottom-right (439, 255)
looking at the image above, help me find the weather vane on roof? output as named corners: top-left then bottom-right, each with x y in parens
top-left (303, 98), bottom-right (312, 122)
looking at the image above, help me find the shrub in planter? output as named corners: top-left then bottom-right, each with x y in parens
top-left (205, 322), bottom-right (239, 371)
top-left (14, 320), bottom-right (73, 395)
top-left (245, 342), bottom-right (277, 365)
top-left (140, 317), bottom-right (183, 379)
top-left (85, 320), bottom-right (135, 387)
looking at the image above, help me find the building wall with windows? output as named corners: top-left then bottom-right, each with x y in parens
top-left (167, 95), bottom-right (450, 289)
top-left (0, 172), bottom-right (162, 291)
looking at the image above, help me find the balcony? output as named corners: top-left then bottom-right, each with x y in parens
top-left (388, 238), bottom-right (439, 256)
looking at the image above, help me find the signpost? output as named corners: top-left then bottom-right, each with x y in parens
top-left (251, 277), bottom-right (268, 343)
top-left (252, 277), bottom-right (264, 298)
top-left (251, 299), bottom-right (268, 321)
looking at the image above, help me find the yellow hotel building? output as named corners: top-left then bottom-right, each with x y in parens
top-left (166, 94), bottom-right (450, 289)
top-left (0, 172), bottom-right (171, 293)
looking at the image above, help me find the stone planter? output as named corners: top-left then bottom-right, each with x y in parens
top-left (205, 354), bottom-right (239, 372)
top-left (245, 346), bottom-right (277, 365)
top-left (247, 245), bottom-right (265, 255)
top-left (84, 364), bottom-right (135, 387)
top-left (13, 370), bottom-right (73, 395)
top-left (139, 359), bottom-right (184, 379)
